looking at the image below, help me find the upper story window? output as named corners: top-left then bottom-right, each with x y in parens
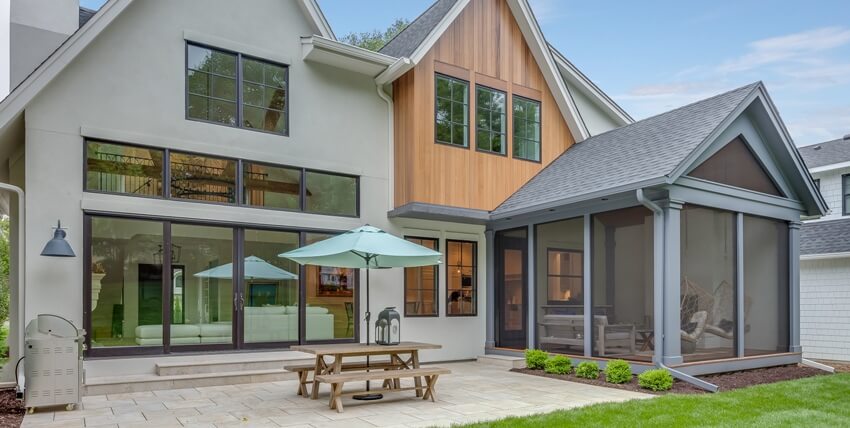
top-left (512, 95), bottom-right (541, 162)
top-left (186, 43), bottom-right (288, 135)
top-left (84, 140), bottom-right (358, 217)
top-left (435, 74), bottom-right (469, 147)
top-left (475, 86), bottom-right (506, 155)
top-left (843, 174), bottom-right (850, 215)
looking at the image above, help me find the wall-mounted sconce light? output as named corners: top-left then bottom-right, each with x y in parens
top-left (41, 220), bottom-right (75, 257)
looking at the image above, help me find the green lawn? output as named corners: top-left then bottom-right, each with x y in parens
top-left (460, 373), bottom-right (850, 428)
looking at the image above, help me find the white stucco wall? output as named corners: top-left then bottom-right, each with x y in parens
top-left (800, 258), bottom-right (850, 361)
top-left (20, 0), bottom-right (485, 372)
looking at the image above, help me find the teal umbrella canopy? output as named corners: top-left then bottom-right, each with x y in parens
top-left (195, 256), bottom-right (299, 280)
top-left (278, 225), bottom-right (441, 268)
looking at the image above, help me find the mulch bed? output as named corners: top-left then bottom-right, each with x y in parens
top-left (0, 389), bottom-right (24, 427)
top-left (512, 364), bottom-right (828, 395)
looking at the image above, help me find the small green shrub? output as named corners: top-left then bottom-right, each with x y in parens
top-left (544, 355), bottom-right (573, 375)
top-left (575, 361), bottom-right (600, 379)
top-left (604, 359), bottom-right (632, 384)
top-left (525, 349), bottom-right (548, 370)
top-left (638, 369), bottom-right (674, 391)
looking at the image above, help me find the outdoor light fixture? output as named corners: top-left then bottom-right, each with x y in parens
top-left (40, 220), bottom-right (75, 257)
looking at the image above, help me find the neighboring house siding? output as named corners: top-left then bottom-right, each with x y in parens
top-left (801, 258), bottom-right (850, 361)
top-left (392, 0), bottom-right (576, 211)
top-left (809, 167), bottom-right (850, 221)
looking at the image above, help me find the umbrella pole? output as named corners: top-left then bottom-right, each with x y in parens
top-left (354, 265), bottom-right (382, 400)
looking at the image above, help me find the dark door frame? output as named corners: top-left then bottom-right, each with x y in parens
top-left (494, 227), bottom-right (529, 350)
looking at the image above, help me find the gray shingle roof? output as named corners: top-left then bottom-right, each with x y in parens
top-left (801, 218), bottom-right (850, 255)
top-left (79, 7), bottom-right (96, 28)
top-left (379, 0), bottom-right (459, 58)
top-left (493, 82), bottom-right (760, 216)
top-left (798, 137), bottom-right (850, 169)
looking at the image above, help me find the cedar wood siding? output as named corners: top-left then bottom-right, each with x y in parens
top-left (392, 0), bottom-right (576, 211)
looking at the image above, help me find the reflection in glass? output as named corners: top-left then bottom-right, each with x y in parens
top-left (86, 141), bottom-right (164, 197)
top-left (680, 205), bottom-right (736, 362)
top-left (404, 237), bottom-right (438, 316)
top-left (244, 229), bottom-right (300, 343)
top-left (592, 207), bottom-right (653, 361)
top-left (243, 162), bottom-right (301, 210)
top-left (535, 217), bottom-right (584, 354)
top-left (305, 171), bottom-right (357, 216)
top-left (744, 216), bottom-right (789, 355)
top-left (447, 240), bottom-right (476, 316)
top-left (170, 152), bottom-right (237, 204)
top-left (304, 233), bottom-right (356, 340)
top-left (186, 44), bottom-right (238, 125)
top-left (171, 224), bottom-right (233, 346)
top-left (90, 217), bottom-right (164, 347)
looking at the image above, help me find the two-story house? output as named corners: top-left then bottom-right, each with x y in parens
top-left (0, 0), bottom-right (826, 393)
top-left (799, 135), bottom-right (850, 362)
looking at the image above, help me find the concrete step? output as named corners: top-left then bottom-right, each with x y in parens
top-left (156, 355), bottom-right (314, 376)
top-left (83, 368), bottom-right (298, 396)
top-left (477, 354), bottom-right (526, 369)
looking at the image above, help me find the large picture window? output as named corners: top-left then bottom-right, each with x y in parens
top-left (404, 237), bottom-right (439, 317)
top-left (446, 240), bottom-right (477, 316)
top-left (512, 96), bottom-right (541, 162)
top-left (435, 74), bottom-right (469, 147)
top-left (476, 86), bottom-right (506, 155)
top-left (187, 43), bottom-right (288, 135)
top-left (84, 140), bottom-right (358, 217)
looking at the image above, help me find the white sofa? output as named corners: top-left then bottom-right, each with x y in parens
top-left (133, 305), bottom-right (335, 345)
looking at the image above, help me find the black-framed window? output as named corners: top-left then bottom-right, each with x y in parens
top-left (446, 240), bottom-right (477, 316)
top-left (404, 237), bottom-right (439, 317)
top-left (84, 213), bottom-right (360, 357)
top-left (843, 174), bottom-right (850, 215)
top-left (476, 86), bottom-right (506, 155)
top-left (435, 74), bottom-right (469, 147)
top-left (84, 140), bottom-right (359, 217)
top-left (546, 249), bottom-right (583, 304)
top-left (512, 95), bottom-right (541, 162)
top-left (186, 43), bottom-right (289, 135)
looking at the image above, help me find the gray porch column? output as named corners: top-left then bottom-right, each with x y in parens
top-left (583, 214), bottom-right (592, 356)
top-left (789, 221), bottom-right (802, 353)
top-left (662, 200), bottom-right (684, 365)
top-left (485, 229), bottom-right (496, 350)
top-left (527, 225), bottom-right (535, 350)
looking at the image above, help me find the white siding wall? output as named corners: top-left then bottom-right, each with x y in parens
top-left (809, 167), bottom-right (850, 220)
top-left (800, 258), bottom-right (850, 361)
top-left (20, 0), bottom-right (486, 374)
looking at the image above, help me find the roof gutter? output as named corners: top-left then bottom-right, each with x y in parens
top-left (636, 189), bottom-right (719, 393)
top-left (375, 57), bottom-right (413, 86)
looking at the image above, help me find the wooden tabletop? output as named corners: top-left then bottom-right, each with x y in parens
top-left (291, 341), bottom-right (441, 356)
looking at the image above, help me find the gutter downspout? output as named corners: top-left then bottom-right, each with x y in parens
top-left (376, 83), bottom-right (394, 213)
top-left (0, 183), bottom-right (25, 382)
top-left (637, 189), bottom-right (718, 393)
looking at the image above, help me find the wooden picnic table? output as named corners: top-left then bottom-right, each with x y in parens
top-left (291, 341), bottom-right (441, 399)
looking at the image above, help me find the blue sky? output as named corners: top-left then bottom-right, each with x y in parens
top-left (81, 0), bottom-right (850, 146)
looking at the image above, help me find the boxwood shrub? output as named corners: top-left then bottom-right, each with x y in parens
top-left (638, 369), bottom-right (674, 391)
top-left (525, 349), bottom-right (548, 370)
top-left (604, 359), bottom-right (632, 384)
top-left (544, 355), bottom-right (573, 375)
top-left (575, 361), bottom-right (600, 379)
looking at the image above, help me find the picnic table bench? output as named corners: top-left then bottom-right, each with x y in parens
top-left (316, 366), bottom-right (451, 412)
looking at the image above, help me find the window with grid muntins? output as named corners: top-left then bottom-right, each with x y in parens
top-left (186, 43), bottom-right (288, 135)
top-left (404, 237), bottom-right (439, 317)
top-left (512, 96), bottom-right (541, 161)
top-left (435, 74), bottom-right (469, 147)
top-left (476, 86), bottom-right (506, 154)
top-left (843, 175), bottom-right (850, 215)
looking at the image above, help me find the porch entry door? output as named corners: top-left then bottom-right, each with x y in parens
top-left (495, 228), bottom-right (528, 350)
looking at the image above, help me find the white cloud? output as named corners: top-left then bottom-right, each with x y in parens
top-left (717, 26), bottom-right (850, 73)
top-left (786, 106), bottom-right (850, 145)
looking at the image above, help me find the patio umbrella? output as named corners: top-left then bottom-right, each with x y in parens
top-left (194, 255), bottom-right (299, 280)
top-left (279, 225), bottom-right (441, 399)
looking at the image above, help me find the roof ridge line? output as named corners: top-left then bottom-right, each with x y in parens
top-left (378, 0), bottom-right (446, 55)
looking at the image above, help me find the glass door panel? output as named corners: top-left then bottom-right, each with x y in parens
top-left (304, 232), bottom-right (356, 341)
top-left (170, 224), bottom-right (234, 348)
top-left (242, 229), bottom-right (300, 345)
top-left (495, 228), bottom-right (527, 349)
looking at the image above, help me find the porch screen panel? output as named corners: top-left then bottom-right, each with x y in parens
top-left (680, 205), bottom-right (736, 362)
top-left (743, 216), bottom-right (789, 355)
top-left (304, 232), bottom-right (356, 340)
top-left (89, 217), bottom-right (164, 348)
top-left (535, 217), bottom-right (584, 354)
top-left (243, 229), bottom-right (300, 343)
top-left (591, 207), bottom-right (654, 361)
top-left (170, 224), bottom-right (234, 347)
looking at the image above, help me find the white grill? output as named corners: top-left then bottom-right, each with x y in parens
top-left (23, 314), bottom-right (85, 411)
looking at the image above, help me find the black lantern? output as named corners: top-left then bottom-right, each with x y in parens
top-left (375, 306), bottom-right (400, 345)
